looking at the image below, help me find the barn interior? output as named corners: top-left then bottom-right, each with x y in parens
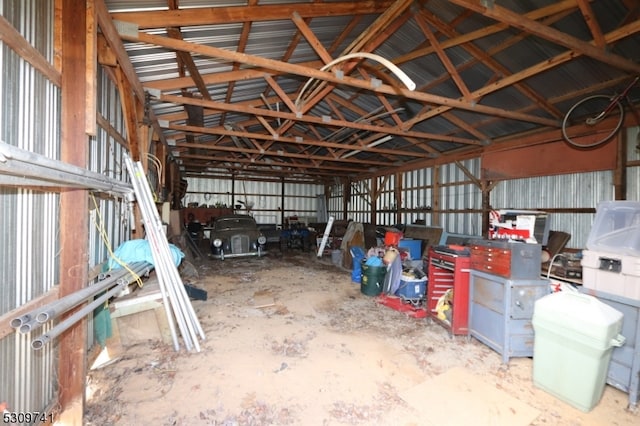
top-left (1, 1), bottom-right (640, 424)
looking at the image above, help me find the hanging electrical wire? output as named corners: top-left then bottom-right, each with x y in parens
top-left (142, 152), bottom-right (163, 197)
top-left (90, 192), bottom-right (144, 288)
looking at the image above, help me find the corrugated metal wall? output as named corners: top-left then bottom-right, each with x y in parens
top-left (492, 127), bottom-right (640, 249)
top-left (185, 177), bottom-right (323, 225)
top-left (624, 126), bottom-right (640, 200)
top-left (330, 134), bottom-right (640, 250)
top-left (89, 68), bottom-right (131, 267)
top-left (1, 2), bottom-right (133, 417)
top-left (490, 171), bottom-right (610, 249)
top-left (0, 0), bottom-right (58, 416)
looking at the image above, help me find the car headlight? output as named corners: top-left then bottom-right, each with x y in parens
top-left (213, 238), bottom-right (222, 247)
top-left (258, 236), bottom-right (266, 245)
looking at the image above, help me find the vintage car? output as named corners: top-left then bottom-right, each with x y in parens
top-left (209, 214), bottom-right (267, 260)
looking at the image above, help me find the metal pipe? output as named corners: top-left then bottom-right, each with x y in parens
top-left (13, 262), bottom-right (150, 333)
top-left (0, 140), bottom-right (133, 195)
top-left (124, 156), bottom-right (182, 351)
top-left (31, 278), bottom-right (130, 350)
top-left (133, 160), bottom-right (205, 345)
top-left (35, 262), bottom-right (151, 323)
top-left (128, 157), bottom-right (205, 350)
top-left (18, 318), bottom-right (40, 334)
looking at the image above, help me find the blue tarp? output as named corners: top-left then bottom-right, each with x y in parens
top-left (350, 246), bottom-right (365, 283)
top-left (365, 256), bottom-right (384, 267)
top-left (107, 239), bottom-right (184, 270)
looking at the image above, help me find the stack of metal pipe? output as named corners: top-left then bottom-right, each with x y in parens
top-left (124, 155), bottom-right (205, 352)
top-left (11, 262), bottom-right (152, 350)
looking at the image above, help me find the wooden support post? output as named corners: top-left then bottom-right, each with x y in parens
top-left (324, 183), bottom-right (332, 218)
top-left (280, 176), bottom-right (285, 225)
top-left (342, 177), bottom-right (350, 221)
top-left (614, 130), bottom-right (627, 200)
top-left (59, 0), bottom-right (89, 416)
top-left (371, 178), bottom-right (379, 226)
top-left (432, 166), bottom-right (440, 226)
top-left (481, 181), bottom-right (492, 238)
top-left (394, 172), bottom-right (402, 224)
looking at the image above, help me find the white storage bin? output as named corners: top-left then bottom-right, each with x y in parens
top-left (582, 250), bottom-right (640, 300)
top-left (586, 201), bottom-right (640, 256)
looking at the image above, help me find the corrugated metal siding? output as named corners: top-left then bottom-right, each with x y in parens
top-left (625, 126), bottom-right (640, 203)
top-left (185, 177), bottom-right (322, 225)
top-left (0, 0), bottom-right (58, 416)
top-left (335, 150), bottom-right (640, 250)
top-left (437, 160), bottom-right (483, 236)
top-left (490, 171), bottom-right (614, 249)
top-left (89, 68), bottom-right (132, 268)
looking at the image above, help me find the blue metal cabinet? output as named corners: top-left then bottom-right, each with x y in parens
top-left (581, 287), bottom-right (640, 409)
top-left (469, 269), bottom-right (550, 364)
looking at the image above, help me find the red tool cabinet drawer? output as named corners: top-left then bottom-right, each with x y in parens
top-left (470, 245), bottom-right (511, 277)
top-left (469, 239), bottom-right (541, 279)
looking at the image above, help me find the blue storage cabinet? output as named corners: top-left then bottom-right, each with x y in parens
top-left (581, 287), bottom-right (640, 409)
top-left (468, 269), bottom-right (550, 364)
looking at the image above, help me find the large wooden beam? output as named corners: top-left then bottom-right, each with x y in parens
top-left (124, 31), bottom-right (559, 128)
top-left (448, 0), bottom-right (640, 74)
top-left (95, 0), bottom-right (167, 147)
top-left (58, 0), bottom-right (89, 415)
top-left (160, 93), bottom-right (480, 146)
top-left (0, 14), bottom-right (61, 86)
top-left (110, 1), bottom-right (395, 29)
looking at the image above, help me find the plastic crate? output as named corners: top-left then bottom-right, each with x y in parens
top-left (586, 201), bottom-right (640, 256)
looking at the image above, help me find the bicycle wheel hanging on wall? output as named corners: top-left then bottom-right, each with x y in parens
top-left (562, 94), bottom-right (624, 148)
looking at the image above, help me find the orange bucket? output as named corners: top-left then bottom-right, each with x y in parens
top-left (384, 230), bottom-right (403, 246)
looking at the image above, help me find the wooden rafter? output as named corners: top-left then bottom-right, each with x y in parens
top-left (447, 0), bottom-right (640, 73)
top-left (111, 1), bottom-right (395, 28)
top-left (126, 32), bottom-right (559, 127)
top-left (99, 0), bottom-right (640, 181)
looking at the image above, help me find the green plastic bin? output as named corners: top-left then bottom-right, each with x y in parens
top-left (532, 291), bottom-right (625, 412)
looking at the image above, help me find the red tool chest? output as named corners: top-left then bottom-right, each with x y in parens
top-left (469, 239), bottom-right (542, 279)
top-left (427, 246), bottom-right (471, 336)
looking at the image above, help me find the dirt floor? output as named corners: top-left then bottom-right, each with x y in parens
top-left (84, 248), bottom-right (640, 426)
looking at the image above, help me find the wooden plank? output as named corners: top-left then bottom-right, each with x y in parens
top-left (85, 1), bottom-right (97, 136)
top-left (126, 31), bottom-right (558, 127)
top-left (576, 0), bottom-right (606, 48)
top-left (394, 0), bottom-right (582, 66)
top-left (111, 1), bottom-right (395, 29)
top-left (110, 298), bottom-right (163, 319)
top-left (448, 0), bottom-right (640, 74)
top-left (95, 0), bottom-right (167, 146)
top-left (115, 65), bottom-right (140, 159)
top-left (0, 14), bottom-right (61, 86)
top-left (161, 93), bottom-right (478, 145)
top-left (481, 139), bottom-right (617, 180)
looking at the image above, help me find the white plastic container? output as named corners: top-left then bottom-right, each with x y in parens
top-left (395, 275), bottom-right (427, 300)
top-left (586, 201), bottom-right (640, 256)
top-left (532, 291), bottom-right (625, 412)
top-left (581, 250), bottom-right (640, 300)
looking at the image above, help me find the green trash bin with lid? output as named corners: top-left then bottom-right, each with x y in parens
top-left (531, 290), bottom-right (626, 412)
